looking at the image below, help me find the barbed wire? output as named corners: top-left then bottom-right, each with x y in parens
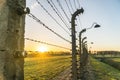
top-left (71, 0), bottom-right (83, 30)
top-left (49, 0), bottom-right (69, 24)
top-left (25, 38), bottom-right (71, 50)
top-left (76, 0), bottom-right (83, 30)
top-left (27, 1), bottom-right (83, 52)
top-left (36, 0), bottom-right (70, 35)
top-left (73, 0), bottom-right (77, 10)
top-left (46, 0), bottom-right (70, 30)
top-left (68, 0), bottom-right (74, 13)
top-left (77, 0), bottom-right (81, 9)
top-left (64, 0), bottom-right (81, 32)
top-left (57, 0), bottom-right (70, 22)
top-left (28, 13), bottom-right (71, 43)
top-left (64, 0), bottom-right (72, 15)
top-left (77, 16), bottom-right (83, 29)
top-left (68, 0), bottom-right (82, 34)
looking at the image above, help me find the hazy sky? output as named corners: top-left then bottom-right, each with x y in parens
top-left (25, 0), bottom-right (120, 51)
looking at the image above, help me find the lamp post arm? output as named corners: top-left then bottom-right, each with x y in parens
top-left (86, 22), bottom-right (98, 30)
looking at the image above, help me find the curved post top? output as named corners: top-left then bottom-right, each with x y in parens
top-left (71, 8), bottom-right (84, 21)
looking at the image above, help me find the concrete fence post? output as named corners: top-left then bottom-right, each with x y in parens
top-left (0, 0), bottom-right (26, 80)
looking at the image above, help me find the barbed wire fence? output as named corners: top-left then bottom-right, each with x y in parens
top-left (25, 0), bottom-right (83, 79)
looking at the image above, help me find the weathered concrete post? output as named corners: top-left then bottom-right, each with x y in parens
top-left (71, 8), bottom-right (84, 80)
top-left (0, 0), bottom-right (26, 80)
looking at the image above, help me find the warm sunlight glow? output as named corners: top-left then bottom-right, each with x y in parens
top-left (37, 46), bottom-right (48, 52)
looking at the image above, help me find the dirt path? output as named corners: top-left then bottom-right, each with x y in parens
top-left (53, 67), bottom-right (72, 80)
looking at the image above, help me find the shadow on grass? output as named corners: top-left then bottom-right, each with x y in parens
top-left (90, 57), bottom-right (120, 80)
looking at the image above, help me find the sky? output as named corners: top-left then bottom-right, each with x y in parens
top-left (25, 0), bottom-right (120, 52)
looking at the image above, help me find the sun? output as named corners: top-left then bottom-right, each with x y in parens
top-left (37, 46), bottom-right (48, 52)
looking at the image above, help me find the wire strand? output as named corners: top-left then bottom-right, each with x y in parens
top-left (77, 0), bottom-right (81, 8)
top-left (50, 0), bottom-right (70, 29)
top-left (73, 0), bottom-right (77, 10)
top-left (25, 38), bottom-right (71, 50)
top-left (57, 0), bottom-right (70, 22)
top-left (36, 0), bottom-right (70, 35)
top-left (78, 16), bottom-right (83, 29)
top-left (28, 13), bottom-right (71, 43)
top-left (64, 0), bottom-right (72, 15)
top-left (46, 0), bottom-right (70, 30)
top-left (68, 0), bottom-right (74, 13)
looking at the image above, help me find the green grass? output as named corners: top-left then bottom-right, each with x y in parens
top-left (102, 57), bottom-right (120, 71)
top-left (90, 57), bottom-right (120, 80)
top-left (111, 58), bottom-right (120, 62)
top-left (24, 55), bottom-right (71, 80)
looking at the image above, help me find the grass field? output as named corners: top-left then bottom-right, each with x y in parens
top-left (90, 57), bottom-right (120, 80)
top-left (101, 57), bottom-right (120, 71)
top-left (24, 55), bottom-right (71, 80)
top-left (111, 58), bottom-right (120, 62)
top-left (24, 54), bottom-right (120, 80)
